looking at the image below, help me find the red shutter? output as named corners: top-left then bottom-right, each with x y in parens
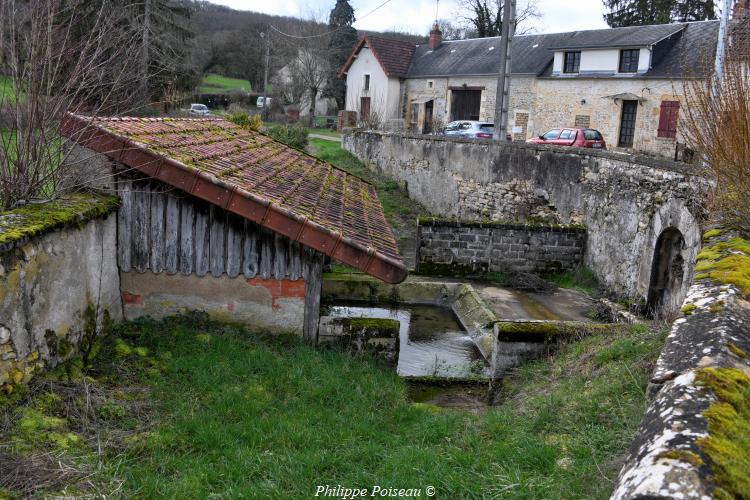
top-left (658, 101), bottom-right (680, 139)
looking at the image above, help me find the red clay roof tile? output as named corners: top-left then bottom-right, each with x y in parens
top-left (61, 114), bottom-right (407, 283)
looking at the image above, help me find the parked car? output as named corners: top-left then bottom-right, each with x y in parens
top-left (189, 103), bottom-right (210, 116)
top-left (256, 96), bottom-right (272, 109)
top-left (444, 120), bottom-right (496, 139)
top-left (526, 128), bottom-right (606, 149)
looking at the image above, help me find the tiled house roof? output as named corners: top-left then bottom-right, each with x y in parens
top-left (339, 35), bottom-right (416, 77)
top-left (61, 114), bottom-right (408, 284)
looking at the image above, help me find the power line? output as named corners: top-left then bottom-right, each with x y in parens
top-left (268, 0), bottom-right (394, 40)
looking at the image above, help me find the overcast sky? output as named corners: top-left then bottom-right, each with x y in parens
top-left (209, 0), bottom-right (610, 35)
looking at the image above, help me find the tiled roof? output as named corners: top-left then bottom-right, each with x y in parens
top-left (339, 36), bottom-right (416, 77)
top-left (61, 115), bottom-right (407, 283)
top-left (545, 23), bottom-right (685, 50)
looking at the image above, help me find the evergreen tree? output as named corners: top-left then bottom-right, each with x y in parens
top-left (323, 0), bottom-right (357, 111)
top-left (603, 0), bottom-right (715, 27)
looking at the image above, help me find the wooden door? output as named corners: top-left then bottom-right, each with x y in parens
top-left (618, 100), bottom-right (638, 147)
top-left (360, 97), bottom-right (371, 120)
top-left (451, 90), bottom-right (481, 121)
top-left (423, 100), bottom-right (434, 134)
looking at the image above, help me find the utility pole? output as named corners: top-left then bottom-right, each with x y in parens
top-left (493, 0), bottom-right (515, 141)
top-left (714, 0), bottom-right (733, 83)
top-left (260, 31), bottom-right (271, 119)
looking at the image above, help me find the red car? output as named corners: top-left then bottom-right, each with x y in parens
top-left (526, 128), bottom-right (607, 149)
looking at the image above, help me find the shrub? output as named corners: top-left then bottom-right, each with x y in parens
top-left (228, 111), bottom-right (262, 131)
top-left (266, 124), bottom-right (309, 150)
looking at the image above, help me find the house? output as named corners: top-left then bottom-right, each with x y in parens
top-left (341, 20), bottom-right (720, 158)
top-left (275, 49), bottom-right (338, 118)
top-left (60, 115), bottom-right (407, 342)
top-left (339, 35), bottom-right (416, 126)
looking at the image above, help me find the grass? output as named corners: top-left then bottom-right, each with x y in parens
top-left (308, 128), bottom-right (342, 138)
top-left (199, 73), bottom-right (251, 94)
top-left (545, 267), bottom-right (601, 296)
top-left (0, 314), bottom-right (667, 498)
top-left (307, 138), bottom-right (428, 236)
top-left (0, 75), bottom-right (14, 101)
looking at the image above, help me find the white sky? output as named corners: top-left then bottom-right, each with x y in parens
top-left (209, 0), bottom-right (610, 35)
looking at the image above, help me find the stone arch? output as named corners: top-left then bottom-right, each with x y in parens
top-left (646, 227), bottom-right (686, 318)
top-left (637, 198), bottom-right (701, 317)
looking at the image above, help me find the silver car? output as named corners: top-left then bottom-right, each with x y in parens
top-left (189, 103), bottom-right (210, 116)
top-left (443, 120), bottom-right (495, 139)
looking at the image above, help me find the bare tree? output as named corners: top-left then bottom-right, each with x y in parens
top-left (455, 0), bottom-right (541, 36)
top-left (681, 20), bottom-right (750, 234)
top-left (280, 13), bottom-right (330, 126)
top-left (0, 0), bottom-right (142, 210)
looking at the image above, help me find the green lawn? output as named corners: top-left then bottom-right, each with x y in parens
top-left (0, 315), bottom-right (665, 498)
top-left (199, 73), bottom-right (251, 94)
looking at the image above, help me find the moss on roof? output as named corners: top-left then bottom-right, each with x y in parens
top-left (0, 194), bottom-right (119, 248)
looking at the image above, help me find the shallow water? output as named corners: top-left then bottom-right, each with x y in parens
top-left (324, 303), bottom-right (487, 379)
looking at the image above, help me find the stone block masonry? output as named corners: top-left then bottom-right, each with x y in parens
top-left (417, 218), bottom-right (585, 276)
top-left (344, 130), bottom-right (710, 306)
top-left (0, 196), bottom-right (122, 393)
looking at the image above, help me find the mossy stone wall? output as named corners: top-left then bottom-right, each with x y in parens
top-left (0, 197), bottom-right (121, 394)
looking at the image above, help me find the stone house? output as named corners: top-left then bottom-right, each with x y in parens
top-left (59, 114), bottom-right (407, 342)
top-left (341, 20), bottom-right (719, 158)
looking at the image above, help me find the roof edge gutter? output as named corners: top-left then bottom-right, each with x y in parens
top-left (60, 113), bottom-right (409, 284)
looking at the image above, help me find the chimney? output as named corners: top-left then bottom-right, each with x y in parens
top-left (429, 21), bottom-right (442, 49)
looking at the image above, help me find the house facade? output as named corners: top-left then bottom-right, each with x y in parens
top-left (341, 21), bottom-right (719, 158)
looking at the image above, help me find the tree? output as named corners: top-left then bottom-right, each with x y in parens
top-left (132, 0), bottom-right (199, 105)
top-left (456, 0), bottom-right (541, 37)
top-left (0, 0), bottom-right (142, 209)
top-left (602, 0), bottom-right (715, 27)
top-left (323, 0), bottom-right (357, 110)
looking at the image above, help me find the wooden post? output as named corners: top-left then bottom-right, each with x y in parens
top-left (303, 251), bottom-right (325, 345)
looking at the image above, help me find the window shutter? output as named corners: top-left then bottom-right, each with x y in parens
top-left (658, 101), bottom-right (679, 139)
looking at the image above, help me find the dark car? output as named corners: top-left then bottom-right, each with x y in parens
top-left (527, 128), bottom-right (606, 149)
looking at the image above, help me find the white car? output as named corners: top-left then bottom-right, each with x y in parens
top-left (256, 96), bottom-right (272, 109)
top-left (189, 103), bottom-right (210, 116)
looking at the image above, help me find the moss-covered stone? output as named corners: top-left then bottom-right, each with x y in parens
top-left (494, 321), bottom-right (617, 343)
top-left (656, 449), bottom-right (704, 467)
top-left (703, 228), bottom-right (724, 241)
top-left (695, 367), bottom-right (750, 498)
top-left (341, 317), bottom-right (400, 337)
top-left (727, 343), bottom-right (747, 359)
top-left (0, 194), bottom-right (119, 248)
top-left (681, 303), bottom-right (697, 315)
top-left (694, 235), bottom-right (750, 298)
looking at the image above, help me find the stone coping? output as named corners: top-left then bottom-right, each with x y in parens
top-left (612, 230), bottom-right (750, 499)
top-left (417, 216), bottom-right (586, 232)
top-left (344, 129), bottom-right (705, 176)
top-left (0, 193), bottom-right (119, 254)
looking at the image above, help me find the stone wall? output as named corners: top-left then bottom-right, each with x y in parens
top-left (417, 218), bottom-right (585, 276)
top-left (0, 201), bottom-right (122, 393)
top-left (612, 231), bottom-right (750, 499)
top-left (343, 130), bottom-right (710, 303)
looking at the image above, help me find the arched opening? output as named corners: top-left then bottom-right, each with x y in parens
top-left (646, 227), bottom-right (686, 318)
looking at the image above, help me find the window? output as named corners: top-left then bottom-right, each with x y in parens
top-left (583, 129), bottom-right (603, 141)
top-left (427, 80), bottom-right (434, 89)
top-left (543, 129), bottom-right (561, 140)
top-left (619, 49), bottom-right (640, 73)
top-left (363, 74), bottom-right (370, 91)
top-left (657, 100), bottom-right (680, 139)
top-left (559, 130), bottom-right (574, 140)
top-left (563, 51), bottom-right (580, 73)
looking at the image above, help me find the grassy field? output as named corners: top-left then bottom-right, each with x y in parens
top-left (0, 314), bottom-right (666, 498)
top-left (199, 73), bottom-right (251, 94)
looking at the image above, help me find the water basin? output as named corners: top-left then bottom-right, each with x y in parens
top-left (323, 303), bottom-right (488, 379)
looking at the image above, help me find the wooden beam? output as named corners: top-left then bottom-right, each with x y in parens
top-left (303, 251), bottom-right (325, 345)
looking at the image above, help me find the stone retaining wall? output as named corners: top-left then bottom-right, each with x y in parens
top-left (612, 231), bottom-right (750, 499)
top-left (417, 218), bottom-right (585, 276)
top-left (343, 130), bottom-right (710, 306)
top-left (0, 197), bottom-right (122, 393)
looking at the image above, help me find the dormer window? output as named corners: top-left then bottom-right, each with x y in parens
top-left (363, 74), bottom-right (370, 91)
top-left (563, 51), bottom-right (580, 73)
top-left (619, 49), bottom-right (640, 73)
